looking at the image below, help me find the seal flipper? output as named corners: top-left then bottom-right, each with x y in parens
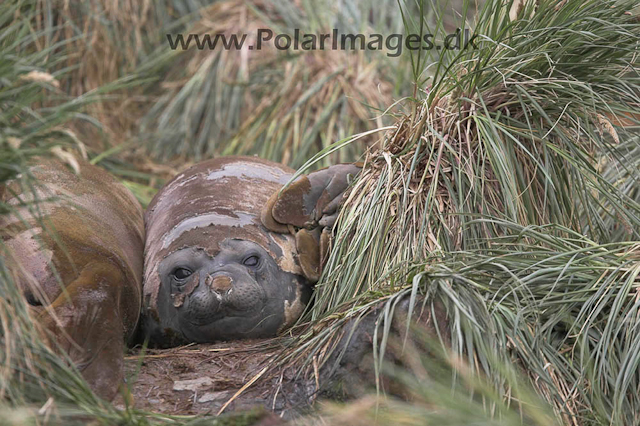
top-left (264, 163), bottom-right (362, 229)
top-left (261, 163), bottom-right (361, 282)
top-left (39, 261), bottom-right (139, 401)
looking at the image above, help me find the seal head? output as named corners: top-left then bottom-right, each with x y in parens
top-left (142, 156), bottom-right (311, 346)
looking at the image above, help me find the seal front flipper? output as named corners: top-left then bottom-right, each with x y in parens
top-left (261, 163), bottom-right (361, 281)
top-left (38, 261), bottom-right (138, 401)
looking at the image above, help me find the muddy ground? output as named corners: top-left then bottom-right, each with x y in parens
top-left (119, 339), bottom-right (318, 420)
top-left (116, 303), bottom-right (420, 420)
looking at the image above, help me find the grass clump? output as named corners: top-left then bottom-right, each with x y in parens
top-left (138, 0), bottom-right (407, 167)
top-left (279, 1), bottom-right (640, 425)
top-left (317, 0), bottom-right (640, 310)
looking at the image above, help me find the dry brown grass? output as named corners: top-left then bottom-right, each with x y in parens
top-left (140, 0), bottom-right (399, 166)
top-left (28, 1), bottom-right (171, 147)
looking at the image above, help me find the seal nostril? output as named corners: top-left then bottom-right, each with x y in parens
top-left (24, 291), bottom-right (42, 306)
top-left (206, 274), bottom-right (233, 294)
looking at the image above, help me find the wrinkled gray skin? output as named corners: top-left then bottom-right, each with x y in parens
top-left (142, 157), bottom-right (311, 347)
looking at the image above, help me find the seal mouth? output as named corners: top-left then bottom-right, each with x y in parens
top-left (182, 303), bottom-right (264, 331)
top-left (181, 283), bottom-right (267, 328)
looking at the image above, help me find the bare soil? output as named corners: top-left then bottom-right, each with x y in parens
top-left (120, 339), bottom-right (315, 420)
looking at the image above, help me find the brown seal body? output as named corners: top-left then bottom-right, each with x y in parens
top-left (142, 156), bottom-right (311, 346)
top-left (0, 157), bottom-right (144, 400)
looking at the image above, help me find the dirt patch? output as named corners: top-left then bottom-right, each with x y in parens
top-left (117, 296), bottom-right (433, 419)
top-left (120, 339), bottom-right (315, 419)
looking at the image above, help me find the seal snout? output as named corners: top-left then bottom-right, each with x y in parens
top-left (205, 273), bottom-right (233, 295)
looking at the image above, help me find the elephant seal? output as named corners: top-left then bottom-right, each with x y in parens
top-left (142, 157), bottom-right (312, 346)
top-left (0, 157), bottom-right (144, 400)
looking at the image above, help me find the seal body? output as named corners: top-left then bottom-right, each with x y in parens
top-left (0, 157), bottom-right (144, 400)
top-left (142, 156), bottom-right (311, 347)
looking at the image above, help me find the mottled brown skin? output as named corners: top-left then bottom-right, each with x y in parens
top-left (261, 163), bottom-right (362, 280)
top-left (0, 158), bottom-right (144, 400)
top-left (142, 157), bottom-right (312, 347)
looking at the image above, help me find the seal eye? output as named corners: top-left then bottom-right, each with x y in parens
top-left (243, 255), bottom-right (259, 267)
top-left (172, 267), bottom-right (192, 280)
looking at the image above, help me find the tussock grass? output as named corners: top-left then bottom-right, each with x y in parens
top-left (317, 0), bottom-right (640, 310)
top-left (279, 0), bottom-right (640, 424)
top-left (283, 225), bottom-right (640, 425)
top-left (139, 0), bottom-right (405, 167)
top-left (26, 0), bottom-right (210, 147)
top-left (22, 0), bottom-right (412, 198)
top-left (303, 320), bottom-right (561, 426)
top-left (12, 0), bottom-right (204, 207)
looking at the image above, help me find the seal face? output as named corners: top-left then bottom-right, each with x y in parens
top-left (142, 156), bottom-right (311, 346)
top-left (0, 157), bottom-right (144, 400)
